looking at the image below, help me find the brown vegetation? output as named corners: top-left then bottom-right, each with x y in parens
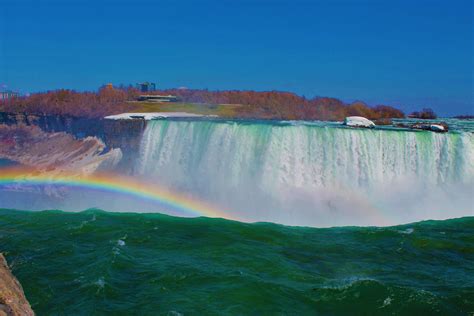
top-left (1, 86), bottom-right (406, 120)
top-left (150, 89), bottom-right (406, 120)
top-left (409, 108), bottom-right (437, 119)
top-left (0, 86), bottom-right (136, 118)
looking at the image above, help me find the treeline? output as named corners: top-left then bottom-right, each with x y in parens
top-left (0, 86), bottom-right (137, 118)
top-left (453, 115), bottom-right (474, 119)
top-left (156, 89), bottom-right (405, 120)
top-left (408, 108), bottom-right (437, 119)
top-left (1, 86), bottom-right (407, 120)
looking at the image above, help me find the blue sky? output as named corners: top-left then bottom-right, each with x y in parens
top-left (1, 0), bottom-right (472, 115)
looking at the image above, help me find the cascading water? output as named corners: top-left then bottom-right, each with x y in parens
top-left (134, 120), bottom-right (474, 227)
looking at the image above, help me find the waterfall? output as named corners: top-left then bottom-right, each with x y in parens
top-left (135, 120), bottom-right (474, 227)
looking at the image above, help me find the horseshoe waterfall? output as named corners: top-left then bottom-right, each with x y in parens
top-left (134, 120), bottom-right (474, 227)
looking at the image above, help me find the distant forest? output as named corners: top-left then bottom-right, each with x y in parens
top-left (159, 89), bottom-right (406, 121)
top-left (0, 85), bottom-right (414, 120)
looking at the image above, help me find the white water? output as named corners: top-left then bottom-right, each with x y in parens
top-left (134, 120), bottom-right (474, 227)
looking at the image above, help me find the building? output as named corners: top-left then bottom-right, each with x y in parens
top-left (0, 90), bottom-right (19, 101)
top-left (136, 82), bottom-right (156, 93)
top-left (138, 95), bottom-right (178, 103)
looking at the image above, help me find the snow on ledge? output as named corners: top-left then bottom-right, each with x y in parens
top-left (343, 116), bottom-right (375, 128)
top-left (104, 112), bottom-right (217, 120)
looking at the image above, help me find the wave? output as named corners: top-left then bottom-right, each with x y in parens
top-left (1, 209), bottom-right (473, 315)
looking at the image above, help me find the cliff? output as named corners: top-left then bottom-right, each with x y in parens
top-left (0, 112), bottom-right (146, 171)
top-left (0, 124), bottom-right (122, 175)
top-left (0, 254), bottom-right (34, 316)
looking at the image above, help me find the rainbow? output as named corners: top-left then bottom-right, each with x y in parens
top-left (0, 168), bottom-right (236, 220)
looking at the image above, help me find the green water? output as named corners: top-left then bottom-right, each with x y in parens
top-left (0, 209), bottom-right (473, 315)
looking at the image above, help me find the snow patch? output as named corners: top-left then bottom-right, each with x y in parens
top-left (104, 112), bottom-right (217, 120)
top-left (343, 116), bottom-right (375, 128)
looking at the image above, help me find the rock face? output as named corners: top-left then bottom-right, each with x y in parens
top-left (0, 254), bottom-right (34, 316)
top-left (343, 116), bottom-right (375, 128)
top-left (0, 124), bottom-right (122, 175)
top-left (0, 112), bottom-right (147, 170)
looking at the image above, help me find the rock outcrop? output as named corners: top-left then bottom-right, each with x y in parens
top-left (0, 254), bottom-right (34, 316)
top-left (0, 124), bottom-right (122, 175)
top-left (0, 112), bottom-right (146, 170)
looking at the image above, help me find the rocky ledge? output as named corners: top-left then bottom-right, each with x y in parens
top-left (395, 122), bottom-right (449, 133)
top-left (0, 254), bottom-right (34, 316)
top-left (0, 124), bottom-right (122, 175)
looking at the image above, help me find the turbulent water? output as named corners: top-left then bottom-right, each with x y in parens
top-left (1, 209), bottom-right (473, 315)
top-left (134, 120), bottom-right (474, 226)
top-left (1, 120), bottom-right (473, 315)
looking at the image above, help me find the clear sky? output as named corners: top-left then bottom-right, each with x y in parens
top-left (1, 0), bottom-right (472, 115)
